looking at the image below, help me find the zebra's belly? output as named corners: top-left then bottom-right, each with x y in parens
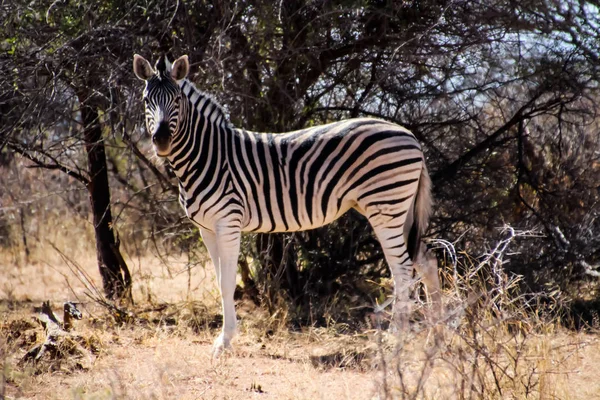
top-left (241, 197), bottom-right (356, 233)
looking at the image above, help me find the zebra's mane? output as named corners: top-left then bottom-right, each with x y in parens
top-left (154, 55), bottom-right (173, 81)
top-left (181, 78), bottom-right (231, 127)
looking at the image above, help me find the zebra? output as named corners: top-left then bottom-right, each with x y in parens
top-left (133, 54), bottom-right (441, 356)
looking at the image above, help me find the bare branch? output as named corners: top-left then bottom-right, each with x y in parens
top-left (8, 142), bottom-right (90, 185)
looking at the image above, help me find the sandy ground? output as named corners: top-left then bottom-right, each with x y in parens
top-left (11, 336), bottom-right (376, 400)
top-left (2, 253), bottom-right (600, 399)
top-left (0, 255), bottom-right (378, 399)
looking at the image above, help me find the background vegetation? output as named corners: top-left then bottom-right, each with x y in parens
top-left (2, 0), bottom-right (600, 324)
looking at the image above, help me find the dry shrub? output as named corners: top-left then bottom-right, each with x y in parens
top-left (1, 308), bottom-right (102, 377)
top-left (377, 227), bottom-right (572, 399)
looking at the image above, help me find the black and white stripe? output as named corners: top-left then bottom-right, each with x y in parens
top-left (134, 54), bottom-right (437, 356)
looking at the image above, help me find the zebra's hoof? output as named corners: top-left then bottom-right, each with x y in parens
top-left (212, 333), bottom-right (232, 359)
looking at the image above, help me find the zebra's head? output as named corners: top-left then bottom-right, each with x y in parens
top-left (133, 54), bottom-right (189, 157)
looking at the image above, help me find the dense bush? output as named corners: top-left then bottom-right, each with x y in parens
top-left (1, 0), bottom-right (600, 319)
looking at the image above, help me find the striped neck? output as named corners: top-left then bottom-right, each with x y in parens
top-left (166, 79), bottom-right (233, 195)
top-left (181, 79), bottom-right (229, 128)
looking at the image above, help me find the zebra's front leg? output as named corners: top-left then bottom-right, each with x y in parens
top-left (201, 228), bottom-right (221, 286)
top-left (212, 227), bottom-right (241, 358)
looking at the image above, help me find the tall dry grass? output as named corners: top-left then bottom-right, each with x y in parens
top-left (371, 227), bottom-right (583, 399)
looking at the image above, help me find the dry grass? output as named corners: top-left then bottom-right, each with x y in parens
top-left (0, 246), bottom-right (378, 399)
top-left (1, 307), bottom-right (376, 399)
top-left (373, 229), bottom-right (600, 400)
top-left (0, 273), bottom-right (375, 399)
top-left (1, 229), bottom-right (599, 399)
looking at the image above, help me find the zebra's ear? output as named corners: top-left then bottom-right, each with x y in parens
top-left (133, 54), bottom-right (154, 81)
top-left (171, 55), bottom-right (189, 81)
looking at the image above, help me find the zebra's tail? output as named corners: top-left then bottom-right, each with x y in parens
top-left (407, 161), bottom-right (433, 261)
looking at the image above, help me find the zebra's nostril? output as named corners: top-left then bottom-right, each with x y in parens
top-left (152, 121), bottom-right (171, 145)
top-left (153, 134), bottom-right (168, 143)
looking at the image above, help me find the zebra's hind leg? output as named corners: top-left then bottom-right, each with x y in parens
top-left (371, 224), bottom-right (415, 332)
top-left (414, 247), bottom-right (444, 343)
top-left (413, 247), bottom-right (442, 323)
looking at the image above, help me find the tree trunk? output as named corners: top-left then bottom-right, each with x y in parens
top-left (79, 94), bottom-right (132, 301)
top-left (257, 233), bottom-right (300, 309)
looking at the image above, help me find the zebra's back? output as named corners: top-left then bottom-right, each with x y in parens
top-left (229, 118), bottom-right (425, 233)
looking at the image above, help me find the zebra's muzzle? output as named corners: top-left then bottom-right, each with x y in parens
top-left (152, 121), bottom-right (172, 156)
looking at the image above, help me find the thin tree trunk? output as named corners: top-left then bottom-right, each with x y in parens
top-left (19, 206), bottom-right (29, 264)
top-left (257, 233), bottom-right (300, 308)
top-left (79, 93), bottom-right (132, 301)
